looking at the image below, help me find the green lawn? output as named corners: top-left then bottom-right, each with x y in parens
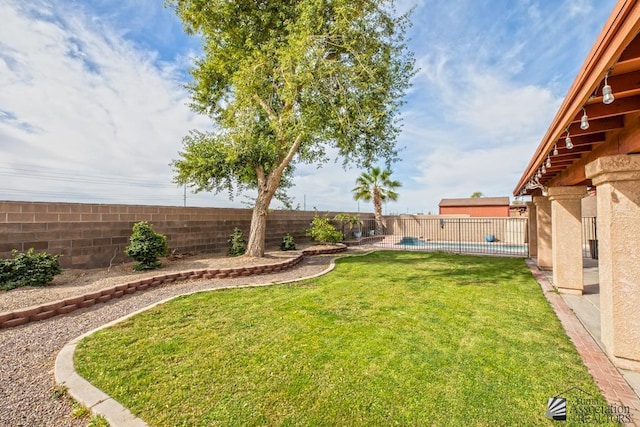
top-left (75, 251), bottom-right (612, 426)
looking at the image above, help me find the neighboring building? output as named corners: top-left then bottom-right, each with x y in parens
top-left (438, 197), bottom-right (510, 217)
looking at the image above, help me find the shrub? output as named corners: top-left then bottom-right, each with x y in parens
top-left (334, 213), bottom-right (363, 238)
top-left (228, 227), bottom-right (246, 257)
top-left (125, 221), bottom-right (167, 271)
top-left (0, 248), bottom-right (62, 291)
top-left (280, 233), bottom-right (296, 251)
top-left (306, 213), bottom-right (343, 244)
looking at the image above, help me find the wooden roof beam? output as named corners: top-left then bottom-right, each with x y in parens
top-left (560, 116), bottom-right (623, 141)
top-left (587, 69), bottom-right (640, 101)
top-left (576, 95), bottom-right (640, 121)
top-left (548, 117), bottom-right (640, 187)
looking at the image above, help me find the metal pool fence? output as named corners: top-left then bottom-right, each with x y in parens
top-left (353, 216), bottom-right (530, 257)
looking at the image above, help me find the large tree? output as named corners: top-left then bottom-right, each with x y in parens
top-left (352, 167), bottom-right (401, 234)
top-left (169, 0), bottom-right (415, 257)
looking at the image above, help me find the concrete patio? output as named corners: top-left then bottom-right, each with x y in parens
top-left (539, 257), bottom-right (640, 410)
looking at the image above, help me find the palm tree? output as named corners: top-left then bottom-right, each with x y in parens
top-left (352, 167), bottom-right (401, 235)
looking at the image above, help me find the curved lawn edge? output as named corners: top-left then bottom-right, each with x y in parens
top-left (64, 252), bottom-right (613, 426)
top-left (0, 245), bottom-right (347, 329)
top-left (54, 250), bottom-right (356, 427)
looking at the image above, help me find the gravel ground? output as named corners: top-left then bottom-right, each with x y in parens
top-left (0, 251), bottom-right (300, 313)
top-left (0, 254), bottom-right (342, 427)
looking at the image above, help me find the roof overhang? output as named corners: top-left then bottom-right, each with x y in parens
top-left (514, 0), bottom-right (640, 196)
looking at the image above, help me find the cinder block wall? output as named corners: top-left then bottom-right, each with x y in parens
top-left (0, 201), bottom-right (369, 269)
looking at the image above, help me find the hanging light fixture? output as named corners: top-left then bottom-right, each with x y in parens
top-left (541, 164), bottom-right (546, 174)
top-left (537, 169), bottom-right (542, 179)
top-left (565, 128), bottom-right (573, 150)
top-left (602, 71), bottom-right (615, 104)
top-left (546, 155), bottom-right (551, 168)
top-left (553, 144), bottom-right (558, 156)
top-left (580, 107), bottom-right (589, 130)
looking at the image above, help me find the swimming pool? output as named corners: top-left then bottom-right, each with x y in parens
top-left (390, 237), bottom-right (528, 256)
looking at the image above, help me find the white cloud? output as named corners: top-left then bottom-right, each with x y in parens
top-left (0, 0), bottom-right (219, 206)
top-left (567, 0), bottom-right (593, 17)
top-left (449, 71), bottom-right (561, 143)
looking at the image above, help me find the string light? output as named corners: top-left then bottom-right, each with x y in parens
top-left (580, 107), bottom-right (589, 130)
top-left (602, 71), bottom-right (615, 104)
top-left (565, 128), bottom-right (573, 150)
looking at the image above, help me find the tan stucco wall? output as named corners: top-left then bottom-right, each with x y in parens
top-left (526, 202), bottom-right (538, 257)
top-left (586, 154), bottom-right (640, 369)
top-left (533, 196), bottom-right (552, 268)
top-left (581, 194), bottom-right (597, 217)
top-left (383, 215), bottom-right (527, 244)
top-left (549, 186), bottom-right (586, 295)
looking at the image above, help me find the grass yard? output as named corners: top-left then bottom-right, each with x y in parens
top-left (75, 251), bottom-right (612, 426)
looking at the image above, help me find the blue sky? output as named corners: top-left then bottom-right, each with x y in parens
top-left (0, 0), bottom-right (618, 214)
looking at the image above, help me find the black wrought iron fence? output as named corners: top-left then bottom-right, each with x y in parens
top-left (582, 217), bottom-right (598, 259)
top-left (359, 216), bottom-right (529, 257)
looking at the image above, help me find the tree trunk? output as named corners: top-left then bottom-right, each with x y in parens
top-left (245, 169), bottom-right (282, 257)
top-left (373, 192), bottom-right (384, 234)
top-left (244, 134), bottom-right (303, 258)
top-left (245, 190), bottom-right (273, 257)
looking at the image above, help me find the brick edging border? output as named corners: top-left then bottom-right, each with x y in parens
top-left (526, 259), bottom-right (640, 423)
top-left (0, 245), bottom-right (347, 329)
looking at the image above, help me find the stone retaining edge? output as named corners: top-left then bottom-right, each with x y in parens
top-left (1, 245), bottom-right (346, 329)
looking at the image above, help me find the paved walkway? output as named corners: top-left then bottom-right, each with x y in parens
top-left (527, 258), bottom-right (640, 425)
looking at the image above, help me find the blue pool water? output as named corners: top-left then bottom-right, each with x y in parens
top-left (395, 237), bottom-right (528, 256)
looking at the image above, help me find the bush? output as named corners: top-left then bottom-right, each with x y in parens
top-left (306, 213), bottom-right (343, 244)
top-left (228, 227), bottom-right (246, 257)
top-left (0, 248), bottom-right (62, 291)
top-left (125, 221), bottom-right (168, 271)
top-left (280, 233), bottom-right (296, 251)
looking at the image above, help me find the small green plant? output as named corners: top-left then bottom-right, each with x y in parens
top-left (306, 213), bottom-right (343, 244)
top-left (0, 248), bottom-right (62, 291)
top-left (227, 227), bottom-right (246, 257)
top-left (88, 415), bottom-right (110, 427)
top-left (50, 384), bottom-right (69, 400)
top-left (280, 234), bottom-right (296, 251)
top-left (71, 401), bottom-right (91, 419)
top-left (125, 221), bottom-right (168, 271)
top-left (334, 213), bottom-right (363, 238)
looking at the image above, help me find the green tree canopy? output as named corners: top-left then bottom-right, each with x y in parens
top-left (352, 167), bottom-right (401, 234)
top-left (169, 0), bottom-right (415, 256)
top-left (470, 192), bottom-right (483, 198)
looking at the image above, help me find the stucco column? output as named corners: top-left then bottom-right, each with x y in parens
top-left (586, 154), bottom-right (640, 370)
top-left (532, 196), bottom-right (552, 268)
top-left (526, 201), bottom-right (537, 257)
top-left (548, 186), bottom-right (586, 295)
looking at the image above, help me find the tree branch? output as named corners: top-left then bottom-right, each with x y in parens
top-left (255, 165), bottom-right (266, 189)
top-left (278, 133), bottom-right (304, 176)
top-left (267, 133), bottom-right (305, 190)
top-left (252, 94), bottom-right (278, 122)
